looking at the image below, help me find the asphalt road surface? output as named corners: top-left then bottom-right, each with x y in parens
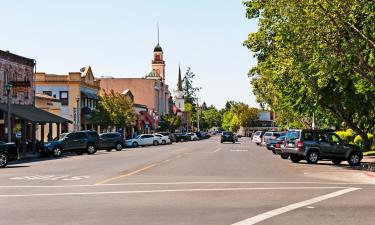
top-left (1, 136), bottom-right (374, 225)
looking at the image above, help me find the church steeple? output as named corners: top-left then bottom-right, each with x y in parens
top-left (151, 24), bottom-right (165, 81)
top-left (177, 64), bottom-right (183, 91)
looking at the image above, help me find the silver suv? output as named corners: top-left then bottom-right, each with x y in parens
top-left (281, 129), bottom-right (362, 165)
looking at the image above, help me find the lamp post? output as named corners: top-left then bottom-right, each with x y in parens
top-left (75, 96), bottom-right (80, 132)
top-left (5, 83), bottom-right (13, 143)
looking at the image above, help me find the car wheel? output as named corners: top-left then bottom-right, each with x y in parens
top-left (280, 153), bottom-right (289, 159)
top-left (232, 140), bottom-right (235, 144)
top-left (153, 140), bottom-right (159, 146)
top-left (290, 154), bottom-right (301, 163)
top-left (348, 152), bottom-right (361, 166)
top-left (272, 149), bottom-right (276, 154)
top-left (132, 142), bottom-right (139, 148)
top-left (0, 153), bottom-right (9, 168)
top-left (162, 140), bottom-right (166, 145)
top-left (332, 159), bottom-right (342, 165)
top-left (87, 145), bottom-right (97, 155)
top-left (53, 147), bottom-right (63, 157)
top-left (115, 143), bottom-right (123, 151)
top-left (221, 141), bottom-right (224, 143)
top-left (106, 149), bottom-right (112, 152)
top-left (306, 150), bottom-right (319, 164)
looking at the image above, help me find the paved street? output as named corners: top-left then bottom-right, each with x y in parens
top-left (1, 136), bottom-right (375, 225)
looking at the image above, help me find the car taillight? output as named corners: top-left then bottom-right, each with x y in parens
top-left (275, 143), bottom-right (280, 148)
top-left (297, 141), bottom-right (304, 149)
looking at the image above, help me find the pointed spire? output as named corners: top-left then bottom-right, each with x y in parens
top-left (157, 22), bottom-right (160, 44)
top-left (177, 64), bottom-right (183, 91)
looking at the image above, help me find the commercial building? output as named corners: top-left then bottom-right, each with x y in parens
top-left (35, 66), bottom-right (100, 132)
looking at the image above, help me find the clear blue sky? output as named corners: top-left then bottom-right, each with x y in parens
top-left (0, 0), bottom-right (258, 109)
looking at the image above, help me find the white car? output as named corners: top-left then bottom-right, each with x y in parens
top-left (252, 131), bottom-right (264, 145)
top-left (154, 134), bottom-right (171, 145)
top-left (186, 133), bottom-right (199, 141)
top-left (126, 134), bottom-right (160, 148)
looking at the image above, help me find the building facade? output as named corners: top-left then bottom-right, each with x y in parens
top-left (99, 42), bottom-right (172, 131)
top-left (35, 66), bottom-right (100, 132)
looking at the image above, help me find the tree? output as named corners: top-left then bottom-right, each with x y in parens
top-left (201, 105), bottom-right (222, 130)
top-left (92, 90), bottom-right (137, 131)
top-left (243, 0), bottom-right (375, 149)
top-left (222, 111), bottom-right (240, 132)
top-left (182, 67), bottom-right (202, 104)
top-left (161, 114), bottom-right (181, 132)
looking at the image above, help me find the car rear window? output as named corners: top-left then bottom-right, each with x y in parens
top-left (286, 131), bottom-right (301, 140)
top-left (264, 132), bottom-right (272, 136)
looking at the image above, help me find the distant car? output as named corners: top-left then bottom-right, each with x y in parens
top-left (187, 133), bottom-right (199, 141)
top-left (252, 131), bottom-right (265, 145)
top-left (0, 141), bottom-right (18, 168)
top-left (221, 131), bottom-right (235, 143)
top-left (42, 131), bottom-right (100, 157)
top-left (156, 132), bottom-right (176, 143)
top-left (125, 134), bottom-right (160, 147)
top-left (154, 134), bottom-right (171, 145)
top-left (174, 133), bottom-right (190, 142)
top-left (282, 129), bottom-right (363, 165)
top-left (272, 136), bottom-right (289, 159)
top-left (99, 132), bottom-right (125, 152)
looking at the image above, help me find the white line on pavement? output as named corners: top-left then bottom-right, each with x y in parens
top-left (210, 148), bottom-right (221, 153)
top-left (0, 181), bottom-right (368, 188)
top-left (0, 186), bottom-right (353, 198)
top-left (231, 187), bottom-right (360, 225)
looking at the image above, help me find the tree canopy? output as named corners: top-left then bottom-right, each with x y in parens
top-left (243, 0), bottom-right (375, 149)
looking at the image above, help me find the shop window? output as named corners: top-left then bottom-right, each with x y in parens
top-left (59, 91), bottom-right (69, 105)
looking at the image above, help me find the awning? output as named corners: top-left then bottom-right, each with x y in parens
top-left (0, 103), bottom-right (72, 124)
top-left (139, 111), bottom-right (154, 124)
top-left (81, 92), bottom-right (99, 100)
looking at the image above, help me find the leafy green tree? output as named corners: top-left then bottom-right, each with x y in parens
top-left (161, 114), bottom-right (181, 132)
top-left (222, 111), bottom-right (240, 132)
top-left (92, 90), bottom-right (137, 131)
top-left (243, 0), bottom-right (375, 149)
top-left (201, 106), bottom-right (222, 130)
top-left (182, 67), bottom-right (202, 104)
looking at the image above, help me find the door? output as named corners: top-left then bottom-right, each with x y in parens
top-left (328, 133), bottom-right (345, 158)
top-left (63, 133), bottom-right (76, 151)
top-left (74, 132), bottom-right (87, 149)
top-left (100, 134), bottom-right (110, 148)
top-left (317, 133), bottom-right (332, 157)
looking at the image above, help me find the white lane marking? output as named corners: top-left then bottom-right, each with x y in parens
top-left (230, 150), bottom-right (249, 152)
top-left (0, 181), bottom-right (368, 188)
top-left (231, 187), bottom-right (360, 225)
top-left (0, 186), bottom-right (352, 198)
top-left (9, 175), bottom-right (90, 181)
top-left (306, 206), bottom-right (315, 209)
top-left (211, 148), bottom-right (222, 153)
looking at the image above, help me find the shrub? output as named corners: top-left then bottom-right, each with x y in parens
top-left (336, 130), bottom-right (355, 144)
top-left (354, 134), bottom-right (374, 150)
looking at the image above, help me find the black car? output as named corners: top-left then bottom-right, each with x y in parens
top-left (100, 132), bottom-right (125, 152)
top-left (42, 130), bottom-right (100, 157)
top-left (221, 131), bottom-right (236, 143)
top-left (174, 133), bottom-right (190, 142)
top-left (0, 141), bottom-right (18, 168)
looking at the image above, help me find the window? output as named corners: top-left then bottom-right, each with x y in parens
top-left (43, 91), bottom-right (52, 96)
top-left (330, 134), bottom-right (341, 144)
top-left (303, 132), bottom-right (314, 141)
top-left (76, 132), bottom-right (87, 139)
top-left (318, 133), bottom-right (329, 143)
top-left (59, 91), bottom-right (69, 105)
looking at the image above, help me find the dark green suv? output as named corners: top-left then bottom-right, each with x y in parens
top-left (281, 129), bottom-right (362, 165)
top-left (42, 131), bottom-right (100, 157)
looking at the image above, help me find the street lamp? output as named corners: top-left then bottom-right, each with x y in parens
top-left (5, 83), bottom-right (13, 143)
top-left (75, 96), bottom-right (80, 132)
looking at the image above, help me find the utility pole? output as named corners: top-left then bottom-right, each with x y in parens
top-left (196, 98), bottom-right (200, 132)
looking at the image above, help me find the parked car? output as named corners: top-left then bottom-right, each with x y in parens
top-left (273, 136), bottom-right (289, 159)
top-left (252, 131), bottom-right (265, 145)
top-left (221, 131), bottom-right (236, 143)
top-left (263, 131), bottom-right (285, 146)
top-left (187, 132), bottom-right (199, 141)
top-left (99, 132), bottom-right (125, 152)
top-left (174, 133), bottom-right (190, 142)
top-left (125, 134), bottom-right (160, 147)
top-left (42, 131), bottom-right (100, 157)
top-left (154, 134), bottom-right (171, 145)
top-left (281, 129), bottom-right (363, 165)
top-left (156, 132), bottom-right (176, 143)
top-left (0, 141), bottom-right (18, 168)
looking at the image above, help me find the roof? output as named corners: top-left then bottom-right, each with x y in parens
top-left (0, 50), bottom-right (35, 67)
top-left (35, 93), bottom-right (61, 102)
top-left (0, 103), bottom-right (71, 124)
top-left (177, 65), bottom-right (183, 91)
top-left (154, 43), bottom-right (163, 52)
top-left (145, 70), bottom-right (159, 78)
